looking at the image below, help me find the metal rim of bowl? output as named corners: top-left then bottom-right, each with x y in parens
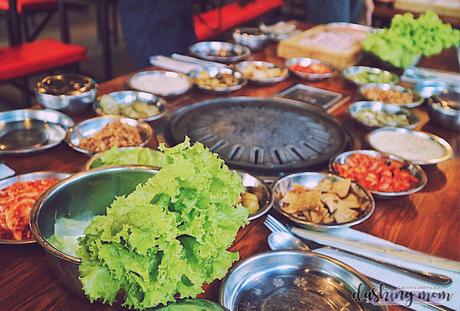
top-left (359, 83), bottom-right (424, 108)
top-left (127, 70), bottom-right (193, 97)
top-left (348, 100), bottom-right (420, 130)
top-left (238, 171), bottom-right (274, 221)
top-left (0, 171), bottom-right (71, 245)
top-left (342, 66), bottom-right (399, 86)
top-left (36, 74), bottom-right (97, 98)
top-left (189, 41), bottom-right (251, 63)
top-left (29, 166), bottom-right (159, 264)
top-left (65, 115), bottom-right (153, 156)
top-left (0, 109), bottom-right (75, 155)
top-left (271, 172), bottom-right (375, 230)
top-left (188, 66), bottom-right (247, 93)
top-left (235, 61), bottom-right (289, 84)
top-left (92, 90), bottom-right (168, 122)
top-left (329, 150), bottom-right (428, 198)
top-left (219, 249), bottom-right (385, 310)
top-left (285, 57), bottom-right (337, 80)
top-left (366, 127), bottom-right (454, 165)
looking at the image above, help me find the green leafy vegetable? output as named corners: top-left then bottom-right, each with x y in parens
top-left (78, 138), bottom-right (249, 309)
top-left (363, 11), bottom-right (460, 68)
top-left (90, 147), bottom-right (165, 169)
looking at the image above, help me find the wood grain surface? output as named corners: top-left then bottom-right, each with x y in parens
top-left (1, 28), bottom-right (459, 311)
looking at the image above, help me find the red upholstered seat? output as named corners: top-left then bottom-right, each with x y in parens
top-left (0, 0), bottom-right (57, 13)
top-left (194, 0), bottom-right (283, 41)
top-left (0, 39), bottom-right (86, 81)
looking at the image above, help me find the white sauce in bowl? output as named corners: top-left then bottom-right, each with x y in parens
top-left (130, 73), bottom-right (190, 96)
top-left (368, 131), bottom-right (447, 162)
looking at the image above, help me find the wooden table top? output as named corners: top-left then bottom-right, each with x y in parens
top-left (1, 38), bottom-right (459, 311)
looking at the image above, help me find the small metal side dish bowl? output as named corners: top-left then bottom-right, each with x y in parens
top-left (238, 171), bottom-right (273, 221)
top-left (429, 89), bottom-right (460, 131)
top-left (285, 57), bottom-right (336, 80)
top-left (414, 81), bottom-right (449, 98)
top-left (65, 116), bottom-right (153, 155)
top-left (188, 66), bottom-right (246, 93)
top-left (342, 66), bottom-right (399, 86)
top-left (232, 27), bottom-right (269, 51)
top-left (0, 171), bottom-right (71, 245)
top-left (235, 61), bottom-right (289, 84)
top-left (366, 127), bottom-right (453, 165)
top-left (359, 83), bottom-right (424, 108)
top-left (36, 74), bottom-right (97, 115)
top-left (127, 70), bottom-right (192, 97)
top-left (93, 91), bottom-right (167, 122)
top-left (329, 150), bottom-right (427, 198)
top-left (0, 109), bottom-right (74, 155)
top-left (189, 41), bottom-right (251, 63)
top-left (219, 250), bottom-right (386, 311)
top-left (348, 101), bottom-right (420, 129)
top-left (272, 172), bottom-right (375, 231)
top-left (30, 166), bottom-right (158, 294)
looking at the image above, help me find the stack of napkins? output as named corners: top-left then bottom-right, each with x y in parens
top-left (292, 227), bottom-right (460, 310)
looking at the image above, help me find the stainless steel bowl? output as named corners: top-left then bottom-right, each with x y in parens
top-left (360, 83), bottom-right (424, 108)
top-left (348, 101), bottom-right (419, 129)
top-left (0, 171), bottom-right (71, 245)
top-left (220, 250), bottom-right (385, 310)
top-left (188, 66), bottom-right (246, 93)
top-left (93, 91), bottom-right (167, 122)
top-left (232, 27), bottom-right (269, 51)
top-left (235, 61), bottom-right (288, 84)
top-left (342, 66), bottom-right (399, 86)
top-left (429, 89), bottom-right (460, 131)
top-left (65, 116), bottom-right (153, 155)
top-left (127, 70), bottom-right (192, 97)
top-left (0, 109), bottom-right (74, 155)
top-left (285, 57), bottom-right (336, 80)
top-left (238, 171), bottom-right (273, 221)
top-left (272, 172), bottom-right (375, 231)
top-left (189, 41), bottom-right (251, 63)
top-left (29, 166), bottom-right (158, 293)
top-left (36, 74), bottom-right (97, 115)
top-left (329, 150), bottom-right (427, 198)
top-left (366, 127), bottom-right (453, 165)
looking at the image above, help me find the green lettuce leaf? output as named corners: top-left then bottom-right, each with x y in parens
top-left (78, 138), bottom-right (248, 309)
top-left (91, 147), bottom-right (165, 169)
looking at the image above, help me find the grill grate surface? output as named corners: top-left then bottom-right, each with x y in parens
top-left (164, 97), bottom-right (350, 175)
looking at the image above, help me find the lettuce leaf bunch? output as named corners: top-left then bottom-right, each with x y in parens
top-left (77, 139), bottom-right (249, 309)
top-left (363, 11), bottom-right (460, 68)
top-left (91, 147), bottom-right (165, 169)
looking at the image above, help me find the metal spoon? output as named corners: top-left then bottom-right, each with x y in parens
top-left (268, 232), bottom-right (454, 311)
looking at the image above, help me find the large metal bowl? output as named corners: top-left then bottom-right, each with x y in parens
top-left (0, 171), bottom-right (71, 245)
top-left (272, 172), bottom-right (375, 231)
top-left (188, 66), bottom-right (246, 93)
top-left (360, 83), bottom-right (424, 108)
top-left (65, 115), bottom-right (153, 155)
top-left (342, 66), bottom-right (399, 86)
top-left (189, 41), bottom-right (250, 63)
top-left (232, 27), bottom-right (269, 51)
top-left (220, 250), bottom-right (386, 310)
top-left (285, 57), bottom-right (336, 80)
top-left (329, 150), bottom-right (427, 198)
top-left (93, 90), bottom-right (167, 122)
top-left (348, 101), bottom-right (419, 129)
top-left (235, 61), bottom-right (288, 84)
top-left (36, 74), bottom-right (97, 115)
top-left (29, 166), bottom-right (158, 293)
top-left (238, 171), bottom-right (273, 221)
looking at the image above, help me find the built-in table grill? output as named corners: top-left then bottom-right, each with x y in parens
top-left (164, 97), bottom-right (351, 176)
